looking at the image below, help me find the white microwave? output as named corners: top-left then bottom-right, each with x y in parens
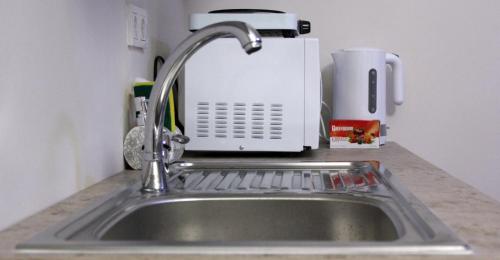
top-left (182, 37), bottom-right (321, 152)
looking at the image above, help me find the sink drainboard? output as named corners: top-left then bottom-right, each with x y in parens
top-left (171, 164), bottom-right (381, 193)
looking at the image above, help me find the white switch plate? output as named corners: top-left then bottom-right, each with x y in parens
top-left (127, 5), bottom-right (148, 48)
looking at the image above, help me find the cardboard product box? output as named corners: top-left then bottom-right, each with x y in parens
top-left (330, 120), bottom-right (380, 148)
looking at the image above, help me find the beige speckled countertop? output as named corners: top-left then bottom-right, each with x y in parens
top-left (1, 142), bottom-right (500, 259)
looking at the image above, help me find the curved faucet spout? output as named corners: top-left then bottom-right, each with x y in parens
top-left (141, 22), bottom-right (262, 193)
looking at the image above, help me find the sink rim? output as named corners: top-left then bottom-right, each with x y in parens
top-left (16, 161), bottom-right (472, 255)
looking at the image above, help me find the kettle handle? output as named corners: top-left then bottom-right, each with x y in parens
top-left (385, 53), bottom-right (404, 105)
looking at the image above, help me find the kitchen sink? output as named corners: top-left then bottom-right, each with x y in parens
top-left (17, 161), bottom-right (471, 255)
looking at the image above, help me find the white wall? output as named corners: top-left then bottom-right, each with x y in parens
top-left (0, 0), bottom-right (170, 231)
top-left (156, 0), bottom-right (191, 52)
top-left (184, 0), bottom-right (500, 202)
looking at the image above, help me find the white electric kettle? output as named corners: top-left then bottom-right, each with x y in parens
top-left (331, 48), bottom-right (404, 144)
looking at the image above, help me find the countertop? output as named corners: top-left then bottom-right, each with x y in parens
top-left (1, 142), bottom-right (499, 259)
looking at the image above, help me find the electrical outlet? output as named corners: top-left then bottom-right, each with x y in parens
top-left (127, 5), bottom-right (148, 48)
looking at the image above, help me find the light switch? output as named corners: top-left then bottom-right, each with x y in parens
top-left (127, 5), bottom-right (148, 48)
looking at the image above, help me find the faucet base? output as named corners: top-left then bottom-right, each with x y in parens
top-left (141, 160), bottom-right (169, 193)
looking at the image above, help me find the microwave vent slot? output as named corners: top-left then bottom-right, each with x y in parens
top-left (251, 103), bottom-right (265, 139)
top-left (232, 103), bottom-right (247, 138)
top-left (270, 104), bottom-right (283, 139)
top-left (196, 102), bottom-right (210, 137)
top-left (215, 103), bottom-right (228, 138)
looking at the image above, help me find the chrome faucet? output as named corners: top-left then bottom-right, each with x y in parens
top-left (141, 22), bottom-right (262, 193)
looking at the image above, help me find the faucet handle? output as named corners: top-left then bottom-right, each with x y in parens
top-left (171, 134), bottom-right (190, 144)
top-left (161, 128), bottom-right (188, 165)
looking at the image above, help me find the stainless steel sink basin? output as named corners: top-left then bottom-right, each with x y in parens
top-left (101, 196), bottom-right (398, 242)
top-left (17, 161), bottom-right (471, 255)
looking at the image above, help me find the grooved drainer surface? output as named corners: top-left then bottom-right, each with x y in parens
top-left (171, 168), bottom-right (380, 193)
